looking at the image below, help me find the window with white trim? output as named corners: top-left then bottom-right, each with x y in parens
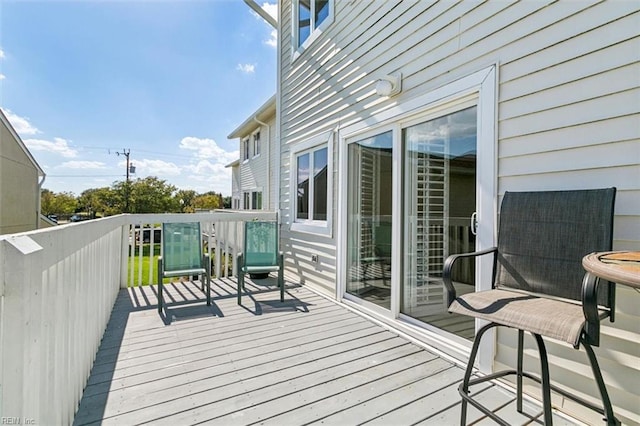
top-left (243, 138), bottom-right (250, 161)
top-left (295, 145), bottom-right (328, 222)
top-left (243, 192), bottom-right (250, 210)
top-left (294, 0), bottom-right (332, 49)
top-left (252, 191), bottom-right (262, 210)
top-left (253, 131), bottom-right (261, 157)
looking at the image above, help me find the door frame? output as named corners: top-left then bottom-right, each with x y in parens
top-left (337, 65), bottom-right (497, 370)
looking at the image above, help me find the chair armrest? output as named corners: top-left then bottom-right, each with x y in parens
top-left (581, 272), bottom-right (614, 347)
top-left (203, 253), bottom-right (210, 274)
top-left (443, 247), bottom-right (497, 307)
top-left (237, 252), bottom-right (244, 271)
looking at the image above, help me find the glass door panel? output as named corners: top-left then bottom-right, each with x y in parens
top-left (346, 131), bottom-right (393, 310)
top-left (401, 106), bottom-right (477, 339)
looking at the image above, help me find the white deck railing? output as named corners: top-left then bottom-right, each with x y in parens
top-left (0, 210), bottom-right (276, 425)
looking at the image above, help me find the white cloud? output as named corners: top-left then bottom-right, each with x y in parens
top-left (250, 2), bottom-right (277, 23)
top-left (186, 161), bottom-right (232, 194)
top-left (177, 137), bottom-right (238, 194)
top-left (59, 161), bottom-right (106, 169)
top-left (261, 2), bottom-right (277, 22)
top-left (179, 136), bottom-right (238, 163)
top-left (128, 158), bottom-right (181, 177)
top-left (236, 63), bottom-right (256, 74)
top-left (24, 137), bottom-right (78, 158)
top-left (265, 29), bottom-right (277, 48)
top-left (250, 3), bottom-right (278, 48)
top-left (193, 159), bottom-right (229, 176)
top-left (0, 48), bottom-right (4, 59)
top-left (1, 108), bottom-right (41, 136)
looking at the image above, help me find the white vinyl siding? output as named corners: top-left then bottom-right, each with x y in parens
top-left (268, 122), bottom-right (278, 211)
top-left (278, 1), bottom-right (639, 423)
top-left (237, 114), bottom-right (277, 211)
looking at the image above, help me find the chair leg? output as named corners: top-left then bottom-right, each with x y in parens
top-left (279, 254), bottom-right (284, 302)
top-left (517, 330), bottom-right (524, 413)
top-left (237, 270), bottom-right (243, 305)
top-left (531, 333), bottom-right (553, 425)
top-left (460, 322), bottom-right (497, 426)
top-left (206, 272), bottom-right (211, 306)
top-left (157, 258), bottom-right (163, 313)
top-left (582, 338), bottom-right (620, 426)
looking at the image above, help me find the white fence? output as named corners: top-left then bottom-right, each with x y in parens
top-left (0, 210), bottom-right (276, 424)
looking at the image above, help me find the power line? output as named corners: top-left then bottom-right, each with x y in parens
top-left (47, 174), bottom-right (124, 178)
top-left (73, 145), bottom-right (198, 160)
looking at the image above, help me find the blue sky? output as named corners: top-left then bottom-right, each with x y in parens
top-left (1, 0), bottom-right (277, 196)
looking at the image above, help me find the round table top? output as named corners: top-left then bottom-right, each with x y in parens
top-left (582, 251), bottom-right (640, 289)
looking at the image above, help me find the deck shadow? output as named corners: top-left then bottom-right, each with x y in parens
top-left (160, 301), bottom-right (224, 325)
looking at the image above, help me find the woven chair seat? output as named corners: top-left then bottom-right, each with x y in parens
top-left (449, 289), bottom-right (607, 347)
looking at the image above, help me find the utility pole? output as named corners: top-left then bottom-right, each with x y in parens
top-left (114, 149), bottom-right (131, 212)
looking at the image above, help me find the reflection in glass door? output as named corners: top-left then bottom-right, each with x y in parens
top-left (346, 131), bottom-right (393, 310)
top-left (401, 106), bottom-right (477, 340)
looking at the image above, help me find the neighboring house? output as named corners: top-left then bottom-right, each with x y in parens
top-left (0, 109), bottom-right (46, 234)
top-left (275, 1), bottom-right (639, 425)
top-left (227, 94), bottom-right (278, 211)
top-left (225, 159), bottom-right (241, 209)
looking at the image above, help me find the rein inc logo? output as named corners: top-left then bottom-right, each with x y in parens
top-left (1, 418), bottom-right (35, 425)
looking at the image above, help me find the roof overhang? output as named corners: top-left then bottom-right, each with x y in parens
top-left (243, 0), bottom-right (277, 28)
top-left (225, 159), bottom-right (241, 168)
top-left (0, 109), bottom-right (45, 178)
top-left (227, 94), bottom-right (276, 139)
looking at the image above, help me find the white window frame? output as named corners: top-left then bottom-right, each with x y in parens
top-left (292, 0), bottom-right (334, 60)
top-left (242, 138), bottom-right (250, 162)
top-left (253, 131), bottom-right (261, 158)
top-left (252, 190), bottom-right (263, 210)
top-left (243, 192), bottom-right (250, 210)
top-left (290, 131), bottom-right (333, 236)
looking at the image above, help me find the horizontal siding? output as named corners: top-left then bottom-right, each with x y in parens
top-left (278, 1), bottom-right (640, 424)
top-left (238, 119), bottom-right (276, 208)
top-left (268, 121), bottom-right (278, 210)
top-left (491, 4), bottom-right (640, 426)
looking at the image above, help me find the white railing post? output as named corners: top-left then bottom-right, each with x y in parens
top-left (120, 224), bottom-right (130, 288)
top-left (0, 236), bottom-right (44, 424)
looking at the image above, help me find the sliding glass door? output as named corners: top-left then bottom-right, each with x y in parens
top-left (345, 131), bottom-right (393, 310)
top-left (401, 106), bottom-right (477, 339)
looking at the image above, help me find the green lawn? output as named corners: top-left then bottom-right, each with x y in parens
top-left (128, 244), bottom-right (164, 286)
top-left (127, 244), bottom-right (227, 286)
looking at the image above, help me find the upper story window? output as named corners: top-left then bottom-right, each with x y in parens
top-left (290, 131), bottom-right (333, 236)
top-left (253, 131), bottom-right (261, 157)
top-left (295, 0), bottom-right (332, 49)
top-left (243, 138), bottom-right (250, 161)
top-left (296, 146), bottom-right (328, 222)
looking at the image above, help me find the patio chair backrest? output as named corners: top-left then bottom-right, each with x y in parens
top-left (162, 222), bottom-right (203, 272)
top-left (244, 221), bottom-right (279, 268)
top-left (495, 188), bottom-right (616, 306)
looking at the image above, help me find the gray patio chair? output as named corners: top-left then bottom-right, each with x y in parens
top-left (443, 188), bottom-right (619, 425)
top-left (237, 220), bottom-right (284, 305)
top-left (157, 222), bottom-right (210, 313)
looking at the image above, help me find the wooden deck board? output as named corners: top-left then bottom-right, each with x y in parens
top-left (74, 279), bottom-right (578, 425)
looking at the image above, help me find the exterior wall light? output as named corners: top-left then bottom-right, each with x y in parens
top-left (375, 72), bottom-right (402, 97)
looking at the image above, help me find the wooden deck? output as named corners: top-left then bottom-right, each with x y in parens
top-left (73, 277), bottom-right (579, 425)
